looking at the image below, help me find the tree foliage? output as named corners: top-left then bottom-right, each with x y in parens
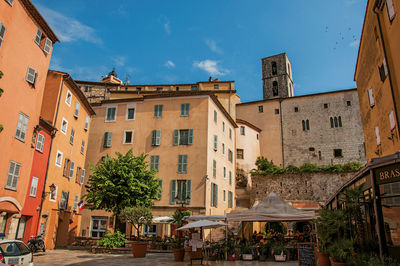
top-left (120, 206), bottom-right (153, 239)
top-left (84, 150), bottom-right (160, 215)
top-left (98, 230), bottom-right (126, 249)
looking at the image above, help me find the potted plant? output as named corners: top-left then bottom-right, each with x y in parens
top-left (259, 242), bottom-right (269, 261)
top-left (242, 246), bottom-right (254, 261)
top-left (272, 245), bottom-right (287, 262)
top-left (120, 206), bottom-right (153, 258)
top-left (327, 239), bottom-right (354, 266)
top-left (315, 209), bottom-right (336, 266)
top-left (171, 208), bottom-right (190, 261)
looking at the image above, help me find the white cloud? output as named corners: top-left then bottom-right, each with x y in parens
top-left (159, 16), bottom-right (171, 35)
top-left (349, 40), bottom-right (359, 48)
top-left (193, 60), bottom-right (229, 76)
top-left (36, 5), bottom-right (102, 44)
top-left (205, 39), bottom-right (222, 54)
top-left (111, 56), bottom-right (127, 68)
top-left (164, 60), bottom-right (175, 68)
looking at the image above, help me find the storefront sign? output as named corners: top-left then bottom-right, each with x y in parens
top-left (374, 163), bottom-right (400, 185)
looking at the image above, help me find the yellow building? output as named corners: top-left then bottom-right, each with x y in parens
top-left (79, 92), bottom-right (236, 238)
top-left (39, 70), bottom-right (95, 249)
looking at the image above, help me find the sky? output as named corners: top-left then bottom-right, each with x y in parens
top-left (33, 0), bottom-right (367, 102)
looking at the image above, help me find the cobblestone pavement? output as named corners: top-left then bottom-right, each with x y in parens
top-left (34, 249), bottom-right (299, 266)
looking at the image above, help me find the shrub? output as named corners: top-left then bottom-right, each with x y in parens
top-left (299, 163), bottom-right (319, 172)
top-left (98, 230), bottom-right (126, 249)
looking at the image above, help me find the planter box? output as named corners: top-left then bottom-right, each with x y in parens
top-left (274, 254), bottom-right (287, 262)
top-left (242, 254), bottom-right (253, 260)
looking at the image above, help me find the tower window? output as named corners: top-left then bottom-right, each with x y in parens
top-left (334, 149), bottom-right (343, 158)
top-left (274, 109), bottom-right (279, 115)
top-left (271, 61), bottom-right (277, 75)
top-left (302, 120), bottom-right (310, 131)
top-left (346, 101), bottom-right (351, 106)
top-left (330, 116), bottom-right (342, 128)
top-left (258, 106), bottom-right (263, 113)
top-left (294, 107), bottom-right (299, 112)
top-left (272, 81), bottom-right (278, 96)
top-left (324, 103), bottom-right (329, 109)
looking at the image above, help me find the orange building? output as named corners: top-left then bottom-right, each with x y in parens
top-left (0, 0), bottom-right (58, 239)
top-left (38, 70), bottom-right (95, 249)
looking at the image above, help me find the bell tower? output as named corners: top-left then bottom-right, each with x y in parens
top-left (262, 53), bottom-right (294, 100)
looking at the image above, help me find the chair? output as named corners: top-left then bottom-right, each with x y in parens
top-left (190, 248), bottom-right (203, 265)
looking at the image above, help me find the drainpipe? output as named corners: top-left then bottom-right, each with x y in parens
top-left (36, 77), bottom-right (65, 235)
top-left (279, 99), bottom-right (285, 167)
top-left (373, 2), bottom-right (400, 138)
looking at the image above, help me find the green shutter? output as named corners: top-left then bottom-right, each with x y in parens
top-left (186, 104), bottom-right (190, 116)
top-left (107, 132), bottom-right (113, 147)
top-left (186, 180), bottom-right (191, 204)
top-left (188, 129), bottom-right (193, 145)
top-left (180, 104), bottom-right (184, 116)
top-left (215, 184), bottom-right (218, 208)
top-left (170, 180), bottom-right (176, 204)
top-left (183, 155), bottom-right (187, 173)
top-left (211, 183), bottom-right (214, 207)
top-left (177, 155), bottom-right (182, 173)
top-left (103, 132), bottom-right (108, 147)
top-left (156, 130), bottom-right (161, 145)
top-left (214, 135), bottom-right (218, 151)
top-left (151, 130), bottom-right (156, 145)
top-left (173, 130), bottom-right (179, 145)
top-left (158, 180), bottom-right (162, 200)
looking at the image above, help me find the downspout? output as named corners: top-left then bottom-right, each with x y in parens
top-left (36, 77), bottom-right (65, 235)
top-left (373, 3), bottom-right (400, 137)
top-left (279, 99), bottom-right (285, 167)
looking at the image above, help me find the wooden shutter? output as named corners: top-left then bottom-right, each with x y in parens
top-left (25, 67), bottom-right (37, 84)
top-left (186, 180), bottom-right (191, 204)
top-left (188, 129), bottom-right (193, 144)
top-left (34, 28), bottom-right (42, 46)
top-left (104, 132), bottom-right (112, 147)
top-left (183, 155), bottom-right (187, 173)
top-left (173, 130), bottom-right (179, 145)
top-left (215, 184), bottom-right (218, 208)
top-left (214, 135), bottom-right (218, 151)
top-left (74, 102), bottom-right (80, 117)
top-left (177, 155), bottom-right (182, 173)
top-left (6, 162), bottom-right (16, 189)
top-left (156, 130), bottom-right (161, 145)
top-left (69, 161), bottom-right (75, 178)
top-left (0, 23), bottom-right (5, 49)
top-left (73, 194), bottom-right (79, 211)
top-left (158, 180), bottom-right (163, 200)
top-left (84, 116), bottom-right (89, 130)
top-left (43, 38), bottom-right (52, 54)
top-left (170, 180), bottom-right (176, 204)
top-left (210, 183), bottom-right (214, 207)
top-left (80, 169), bottom-right (85, 184)
top-left (152, 130), bottom-right (157, 145)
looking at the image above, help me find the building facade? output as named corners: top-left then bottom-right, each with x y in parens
top-left (0, 0), bottom-right (58, 239)
top-left (38, 70), bottom-right (95, 249)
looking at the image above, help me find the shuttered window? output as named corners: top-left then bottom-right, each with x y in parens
top-left (25, 67), bottom-right (37, 85)
top-left (73, 194), bottom-right (79, 211)
top-left (229, 171), bottom-right (232, 185)
top-left (170, 180), bottom-right (177, 204)
top-left (389, 110), bottom-right (396, 130)
top-left (80, 169), bottom-right (85, 184)
top-left (103, 132), bottom-right (113, 147)
top-left (375, 126), bottom-right (381, 146)
top-left (157, 180), bottom-right (163, 200)
top-left (69, 161), bottom-right (75, 178)
top-left (211, 183), bottom-right (218, 207)
top-left (43, 38), bottom-right (52, 54)
top-left (29, 177), bottom-right (38, 197)
top-left (0, 23), bottom-right (6, 50)
top-left (36, 133), bottom-right (45, 152)
top-left (105, 107), bottom-right (116, 121)
top-left (150, 155), bottom-right (160, 171)
top-left (84, 116), bottom-right (90, 130)
top-left (173, 129), bottom-right (193, 145)
top-left (74, 102), bottom-right (80, 118)
top-left (34, 28), bottom-right (42, 46)
top-left (154, 105), bottom-right (163, 118)
top-left (15, 112), bottom-right (29, 142)
top-left (213, 135), bottom-right (218, 151)
top-left (152, 130), bottom-right (161, 146)
top-left (5, 161), bottom-right (21, 190)
top-left (60, 191), bottom-right (69, 210)
top-left (81, 140), bottom-right (85, 154)
top-left (213, 160), bottom-right (216, 178)
top-left (177, 155), bottom-right (188, 173)
top-left (180, 103), bottom-right (190, 117)
top-left (228, 191), bottom-right (233, 208)
top-left (70, 128), bottom-right (75, 145)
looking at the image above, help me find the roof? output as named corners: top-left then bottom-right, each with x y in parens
top-left (39, 117), bottom-right (57, 133)
top-left (48, 70), bottom-right (96, 116)
top-left (238, 88), bottom-right (357, 106)
top-left (97, 91), bottom-right (238, 128)
top-left (236, 119), bottom-right (262, 132)
top-left (20, 0), bottom-right (59, 43)
top-left (75, 80), bottom-right (234, 87)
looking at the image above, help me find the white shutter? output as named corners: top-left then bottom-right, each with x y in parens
top-left (34, 29), bottom-right (42, 46)
top-left (43, 38), bottom-right (52, 54)
top-left (375, 126), bottom-right (381, 145)
top-left (74, 102), bottom-right (80, 117)
top-left (25, 67), bottom-right (37, 84)
top-left (368, 88), bottom-right (375, 107)
top-left (389, 110), bottom-right (396, 130)
top-left (80, 169), bottom-right (85, 184)
top-left (387, 0), bottom-right (396, 21)
top-left (0, 23), bottom-right (6, 49)
top-left (30, 177), bottom-right (38, 197)
top-left (69, 161), bottom-right (75, 178)
top-left (84, 116), bottom-right (89, 130)
top-left (36, 133), bottom-right (45, 152)
top-left (73, 195), bottom-right (79, 211)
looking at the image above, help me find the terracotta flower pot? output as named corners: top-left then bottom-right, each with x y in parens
top-left (173, 248), bottom-right (185, 261)
top-left (329, 256), bottom-right (348, 266)
top-left (131, 241), bottom-right (148, 258)
top-left (318, 252), bottom-right (331, 266)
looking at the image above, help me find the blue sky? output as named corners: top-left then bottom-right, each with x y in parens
top-left (33, 0), bottom-right (366, 102)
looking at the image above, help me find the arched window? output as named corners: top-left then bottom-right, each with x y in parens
top-left (330, 117), bottom-right (334, 128)
top-left (334, 117), bottom-right (338, 127)
top-left (272, 81), bottom-right (278, 96)
top-left (338, 116), bottom-right (342, 127)
top-left (306, 120), bottom-right (310, 130)
top-left (272, 62), bottom-right (277, 75)
top-left (302, 120), bottom-right (306, 131)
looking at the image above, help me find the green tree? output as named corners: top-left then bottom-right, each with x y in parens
top-left (120, 206), bottom-right (153, 239)
top-left (84, 150), bottom-right (160, 229)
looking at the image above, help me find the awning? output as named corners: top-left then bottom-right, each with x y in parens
top-left (177, 220), bottom-right (228, 231)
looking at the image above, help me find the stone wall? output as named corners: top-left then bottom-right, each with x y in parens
top-left (250, 171), bottom-right (356, 206)
top-left (262, 53), bottom-right (293, 100)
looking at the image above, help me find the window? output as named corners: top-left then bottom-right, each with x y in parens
top-left (136, 87), bottom-right (142, 92)
top-left (5, 0), bottom-right (13, 6)
top-left (334, 149), bottom-right (343, 158)
top-left (63, 158), bottom-right (70, 177)
top-left (223, 190), bottom-right (226, 202)
top-left (173, 129), bottom-right (193, 145)
top-left (274, 109), bottom-right (279, 114)
top-left (223, 166), bottom-right (226, 179)
top-left (60, 191), bottom-right (69, 210)
top-left (228, 191), bottom-right (233, 208)
top-left (324, 103), bottom-right (329, 109)
top-left (84, 86), bottom-right (92, 92)
top-left (154, 105), bottom-right (163, 118)
top-left (229, 171), bottom-right (232, 185)
top-left (80, 169), bottom-right (85, 184)
top-left (240, 126), bottom-right (245, 135)
top-left (214, 110), bottom-right (217, 123)
top-left (271, 61), bottom-right (277, 75)
top-left (84, 116), bottom-right (90, 130)
top-left (49, 185), bottom-right (57, 201)
top-left (382, 182), bottom-right (400, 206)
top-left (389, 110), bottom-right (396, 130)
top-left (25, 67), bottom-right (37, 85)
top-left (176, 87), bottom-right (179, 91)
top-left (152, 130), bottom-right (161, 146)
top-left (144, 225), bottom-right (158, 236)
top-left (5, 161), bottom-right (21, 190)
top-left (228, 149), bottom-right (233, 163)
top-left (211, 183), bottom-right (218, 207)
top-left (74, 102), bottom-right (80, 118)
top-left (177, 155), bottom-right (188, 173)
top-left (157, 180), bottom-right (162, 200)
top-left (157, 87), bottom-right (162, 92)
top-left (368, 88), bottom-right (375, 107)
top-left (191, 86), bottom-right (198, 91)
top-left (0, 23), bottom-right (5, 50)
top-left (65, 90), bottom-right (72, 106)
top-left (70, 128), bottom-right (75, 145)
top-left (386, 0), bottom-right (395, 21)
top-left (73, 194), bottom-right (79, 212)
top-left (170, 180), bottom-right (191, 204)
top-left (105, 107), bottom-right (116, 121)
top-left (35, 133), bottom-right (45, 152)
top-left (222, 121), bottom-right (225, 132)
top-left (126, 107), bottom-right (135, 120)
top-left (237, 149), bottom-right (244, 159)
top-left (302, 120), bottom-right (310, 131)
top-left (309, 147), bottom-right (315, 152)
top-left (150, 155), bottom-right (160, 171)
top-left (294, 107), bottom-right (299, 112)
top-left (15, 112), bottom-right (29, 142)
top-left (55, 151), bottom-right (63, 167)
top-left (214, 84), bottom-right (219, 89)
top-left (69, 161), bottom-right (75, 178)
top-left (375, 126), bottom-right (381, 146)
top-left (213, 135), bottom-right (218, 151)
top-left (258, 106), bottom-right (263, 113)
top-left (213, 160), bottom-right (216, 178)
top-left (229, 128), bottom-right (232, 139)
top-left (222, 143), bottom-right (225, 154)
top-left (34, 28), bottom-right (43, 46)
top-left (123, 130), bottom-right (133, 144)
top-left (180, 103), bottom-right (190, 117)
top-left (81, 140), bottom-right (85, 154)
top-left (60, 118), bottom-right (68, 134)
top-left (91, 217), bottom-right (108, 238)
top-left (330, 117), bottom-right (342, 128)
top-left (346, 101), bottom-right (351, 106)
top-left (103, 132), bottom-right (112, 148)
top-left (76, 167), bottom-right (81, 183)
top-left (272, 81), bottom-right (278, 96)
top-left (43, 38), bottom-right (52, 54)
